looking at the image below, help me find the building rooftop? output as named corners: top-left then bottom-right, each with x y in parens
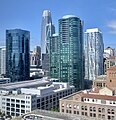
top-left (95, 75), bottom-right (107, 81)
top-left (85, 28), bottom-right (102, 33)
top-left (61, 88), bottom-right (116, 102)
top-left (62, 15), bottom-right (77, 19)
top-left (12, 109), bottom-right (92, 120)
top-left (0, 78), bottom-right (50, 91)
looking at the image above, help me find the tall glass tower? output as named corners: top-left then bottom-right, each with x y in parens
top-left (6, 29), bottom-right (30, 82)
top-left (49, 33), bottom-right (59, 78)
top-left (58, 15), bottom-right (84, 90)
top-left (84, 28), bottom-right (104, 81)
top-left (41, 10), bottom-right (55, 73)
top-left (41, 10), bottom-right (55, 54)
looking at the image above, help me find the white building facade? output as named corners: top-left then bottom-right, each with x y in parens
top-left (0, 80), bottom-right (74, 117)
top-left (84, 28), bottom-right (104, 81)
top-left (0, 46), bottom-right (6, 75)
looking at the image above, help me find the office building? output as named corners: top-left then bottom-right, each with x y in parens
top-left (0, 46), bottom-right (6, 75)
top-left (84, 28), bottom-right (104, 81)
top-left (41, 10), bottom-right (55, 72)
top-left (58, 15), bottom-right (84, 90)
top-left (49, 33), bottom-right (59, 78)
top-left (30, 46), bottom-right (41, 66)
top-left (6, 29), bottom-right (30, 82)
top-left (0, 78), bottom-right (75, 117)
top-left (41, 10), bottom-right (52, 54)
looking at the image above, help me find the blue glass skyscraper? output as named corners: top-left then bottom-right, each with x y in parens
top-left (6, 29), bottom-right (30, 82)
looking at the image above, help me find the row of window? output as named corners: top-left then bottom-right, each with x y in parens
top-left (62, 103), bottom-right (115, 114)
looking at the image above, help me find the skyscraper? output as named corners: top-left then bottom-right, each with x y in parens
top-left (41, 10), bottom-right (55, 73)
top-left (84, 28), bottom-right (104, 81)
top-left (58, 15), bottom-right (84, 90)
top-left (49, 33), bottom-right (59, 78)
top-left (0, 46), bottom-right (6, 75)
top-left (41, 10), bottom-right (55, 54)
top-left (6, 29), bottom-right (30, 82)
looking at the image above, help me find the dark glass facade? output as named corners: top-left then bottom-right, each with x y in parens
top-left (6, 29), bottom-right (30, 82)
top-left (58, 15), bottom-right (84, 90)
top-left (49, 34), bottom-right (59, 78)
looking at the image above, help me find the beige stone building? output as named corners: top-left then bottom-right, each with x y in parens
top-left (60, 87), bottom-right (116, 120)
top-left (60, 66), bottom-right (116, 120)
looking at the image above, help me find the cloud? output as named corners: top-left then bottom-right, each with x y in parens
top-left (107, 20), bottom-right (116, 34)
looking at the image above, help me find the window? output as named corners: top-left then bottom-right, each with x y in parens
top-left (98, 108), bottom-right (101, 112)
top-left (62, 109), bottom-right (64, 112)
top-left (73, 105), bottom-right (76, 109)
top-left (81, 106), bottom-right (84, 110)
top-left (90, 113), bottom-right (92, 117)
top-left (69, 110), bottom-right (71, 113)
top-left (85, 112), bottom-right (87, 116)
top-left (85, 106), bottom-right (87, 110)
top-left (69, 104), bottom-right (72, 108)
top-left (82, 112), bottom-right (84, 115)
top-left (77, 111), bottom-right (79, 115)
top-left (93, 107), bottom-right (96, 112)
top-left (90, 107), bottom-right (92, 111)
top-left (74, 111), bottom-right (76, 114)
top-left (93, 113), bottom-right (96, 117)
top-left (62, 103), bottom-right (64, 107)
top-left (111, 109), bottom-right (114, 114)
top-left (16, 100), bottom-right (20, 103)
top-left (21, 110), bottom-right (25, 113)
top-left (66, 110), bottom-right (68, 113)
top-left (102, 108), bottom-right (105, 113)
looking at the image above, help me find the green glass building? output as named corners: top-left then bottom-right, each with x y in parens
top-left (58, 15), bottom-right (84, 90)
top-left (49, 34), bottom-right (59, 78)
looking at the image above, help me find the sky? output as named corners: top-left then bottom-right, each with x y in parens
top-left (0, 0), bottom-right (116, 50)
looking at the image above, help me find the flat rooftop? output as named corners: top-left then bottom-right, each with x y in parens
top-left (12, 109), bottom-right (94, 120)
top-left (0, 78), bottom-right (51, 91)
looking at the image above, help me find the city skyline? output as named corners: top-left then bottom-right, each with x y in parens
top-left (0, 0), bottom-right (116, 50)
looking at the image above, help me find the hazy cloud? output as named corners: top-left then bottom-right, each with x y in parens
top-left (107, 20), bottom-right (116, 34)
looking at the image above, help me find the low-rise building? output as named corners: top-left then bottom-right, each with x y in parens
top-left (0, 78), bottom-right (75, 117)
top-left (59, 66), bottom-right (116, 120)
top-left (60, 87), bottom-right (116, 120)
top-left (0, 78), bottom-right (11, 84)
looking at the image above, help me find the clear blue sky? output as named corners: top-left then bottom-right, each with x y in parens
top-left (0, 0), bottom-right (116, 50)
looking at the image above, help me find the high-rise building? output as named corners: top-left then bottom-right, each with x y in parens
top-left (6, 29), bottom-right (30, 82)
top-left (84, 28), bottom-right (104, 81)
top-left (41, 10), bottom-right (55, 72)
top-left (41, 10), bottom-right (55, 54)
top-left (30, 46), bottom-right (41, 66)
top-left (0, 46), bottom-right (6, 75)
top-left (58, 15), bottom-right (84, 90)
top-left (49, 33), bottom-right (59, 78)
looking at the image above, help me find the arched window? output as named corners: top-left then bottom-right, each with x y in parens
top-left (102, 108), bottom-right (105, 113)
top-left (98, 108), bottom-right (101, 112)
top-left (93, 107), bottom-right (96, 112)
top-left (90, 107), bottom-right (92, 111)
